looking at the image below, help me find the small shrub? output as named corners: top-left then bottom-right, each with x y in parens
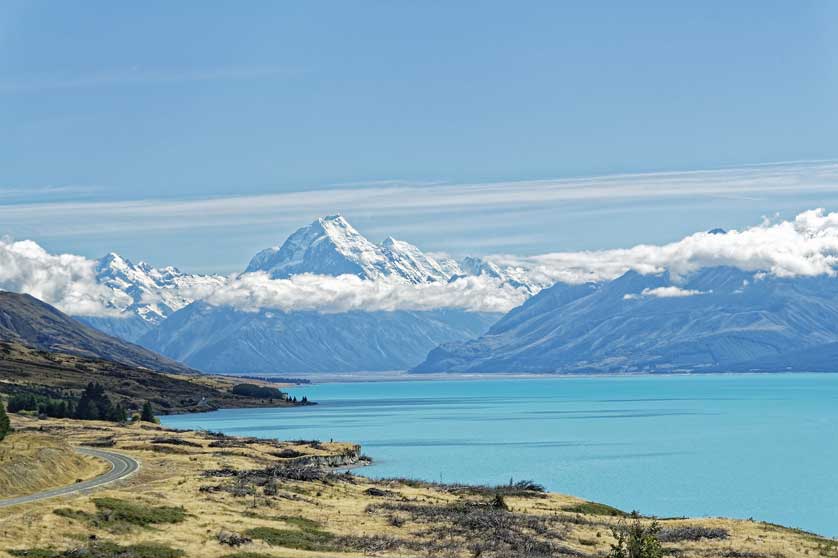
top-left (608, 512), bottom-right (663, 558)
top-left (218, 530), bottom-right (252, 547)
top-left (491, 493), bottom-right (509, 511)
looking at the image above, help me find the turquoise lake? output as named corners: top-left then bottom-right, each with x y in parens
top-left (162, 374), bottom-right (838, 536)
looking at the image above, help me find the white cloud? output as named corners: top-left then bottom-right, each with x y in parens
top-left (5, 207), bottom-right (838, 318)
top-left (0, 239), bottom-right (125, 316)
top-left (189, 272), bottom-right (527, 314)
top-left (4, 161), bottom-right (838, 240)
top-left (624, 287), bottom-right (707, 300)
top-left (491, 208), bottom-right (838, 285)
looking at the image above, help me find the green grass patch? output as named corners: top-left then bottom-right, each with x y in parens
top-left (563, 501), bottom-right (626, 516)
top-left (245, 526), bottom-right (336, 551)
top-left (8, 542), bottom-right (184, 558)
top-left (92, 497), bottom-right (187, 526)
top-left (54, 498), bottom-right (187, 532)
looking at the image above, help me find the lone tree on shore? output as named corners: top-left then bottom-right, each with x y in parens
top-left (608, 512), bottom-right (663, 558)
top-left (140, 400), bottom-right (155, 422)
top-left (0, 400), bottom-right (11, 441)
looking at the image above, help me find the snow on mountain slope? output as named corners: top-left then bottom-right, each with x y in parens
top-left (95, 252), bottom-right (226, 323)
top-left (245, 214), bottom-right (459, 283)
top-left (79, 253), bottom-right (226, 340)
top-left (244, 214), bottom-right (547, 293)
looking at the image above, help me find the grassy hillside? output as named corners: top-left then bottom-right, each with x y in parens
top-left (0, 415), bottom-right (834, 558)
top-left (0, 431), bottom-right (107, 498)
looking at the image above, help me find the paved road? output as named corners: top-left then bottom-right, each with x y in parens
top-left (0, 448), bottom-right (140, 508)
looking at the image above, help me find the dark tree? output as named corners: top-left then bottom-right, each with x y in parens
top-left (8, 393), bottom-right (37, 413)
top-left (111, 403), bottom-right (128, 423)
top-left (0, 401), bottom-right (10, 441)
top-left (140, 400), bottom-right (155, 422)
top-left (75, 397), bottom-right (99, 420)
top-left (75, 382), bottom-right (115, 421)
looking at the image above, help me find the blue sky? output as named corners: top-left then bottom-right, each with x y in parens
top-left (2, 1), bottom-right (837, 272)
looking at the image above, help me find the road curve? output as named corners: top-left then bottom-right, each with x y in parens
top-left (0, 448), bottom-right (140, 508)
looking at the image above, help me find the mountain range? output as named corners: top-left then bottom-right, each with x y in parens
top-left (56, 215), bottom-right (838, 375)
top-left (78, 215), bottom-right (535, 373)
top-left (413, 266), bottom-right (838, 374)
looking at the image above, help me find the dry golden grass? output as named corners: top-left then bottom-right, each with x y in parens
top-left (0, 415), bottom-right (834, 558)
top-left (0, 431), bottom-right (108, 498)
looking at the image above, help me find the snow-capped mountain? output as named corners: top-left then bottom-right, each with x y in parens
top-left (78, 253), bottom-right (226, 341)
top-left (245, 214), bottom-right (545, 292)
top-left (78, 215), bottom-right (548, 371)
top-left (245, 214), bottom-right (456, 283)
top-left (457, 256), bottom-right (541, 294)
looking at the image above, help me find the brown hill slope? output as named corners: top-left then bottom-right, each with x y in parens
top-left (0, 341), bottom-right (296, 414)
top-left (0, 292), bottom-right (192, 374)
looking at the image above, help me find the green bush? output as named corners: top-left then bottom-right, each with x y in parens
top-left (608, 512), bottom-right (664, 558)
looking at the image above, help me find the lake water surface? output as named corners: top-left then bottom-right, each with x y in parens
top-left (162, 374), bottom-right (838, 536)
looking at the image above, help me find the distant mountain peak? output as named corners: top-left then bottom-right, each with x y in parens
top-left (707, 228), bottom-right (727, 235)
top-left (243, 215), bottom-right (550, 295)
top-left (245, 215), bottom-right (456, 283)
top-left (94, 252), bottom-right (225, 328)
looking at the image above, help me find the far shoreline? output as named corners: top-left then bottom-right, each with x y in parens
top-left (226, 368), bottom-right (838, 386)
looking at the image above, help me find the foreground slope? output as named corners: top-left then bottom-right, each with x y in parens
top-left (415, 266), bottom-right (838, 373)
top-left (0, 292), bottom-right (193, 374)
top-left (0, 415), bottom-right (831, 558)
top-left (140, 302), bottom-right (498, 373)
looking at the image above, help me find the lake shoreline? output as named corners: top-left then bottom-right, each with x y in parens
top-left (260, 369), bottom-right (838, 385)
top-left (164, 373), bottom-right (838, 537)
